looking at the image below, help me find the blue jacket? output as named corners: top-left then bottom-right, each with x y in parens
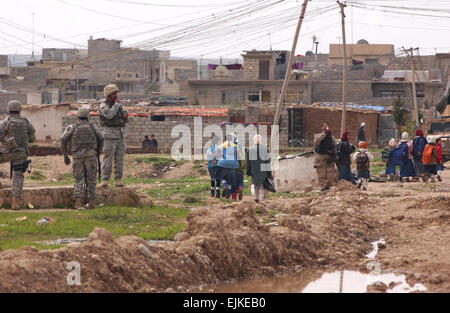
top-left (389, 147), bottom-right (404, 167)
top-left (206, 144), bottom-right (219, 168)
top-left (413, 136), bottom-right (428, 161)
top-left (217, 141), bottom-right (239, 169)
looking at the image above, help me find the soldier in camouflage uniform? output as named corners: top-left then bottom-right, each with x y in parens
top-left (314, 123), bottom-right (338, 191)
top-left (61, 107), bottom-right (104, 210)
top-left (99, 84), bottom-right (128, 187)
top-left (0, 100), bottom-right (36, 209)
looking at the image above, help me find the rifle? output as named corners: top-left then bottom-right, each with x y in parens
top-left (97, 152), bottom-right (101, 183)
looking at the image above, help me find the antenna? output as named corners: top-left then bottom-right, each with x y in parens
top-left (269, 32), bottom-right (272, 51)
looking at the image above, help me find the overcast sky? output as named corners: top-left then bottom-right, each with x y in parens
top-left (1, 0), bottom-right (449, 59)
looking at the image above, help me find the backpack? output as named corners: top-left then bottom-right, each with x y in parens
top-left (398, 142), bottom-right (409, 160)
top-left (421, 144), bottom-right (434, 164)
top-left (413, 137), bottom-right (427, 160)
top-left (381, 147), bottom-right (391, 163)
top-left (356, 151), bottom-right (369, 172)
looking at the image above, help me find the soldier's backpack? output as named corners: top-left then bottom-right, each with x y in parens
top-left (356, 151), bottom-right (369, 172)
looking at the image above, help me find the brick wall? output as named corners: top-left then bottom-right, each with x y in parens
top-left (0, 55), bottom-right (7, 67)
top-left (62, 114), bottom-right (226, 151)
top-left (311, 80), bottom-right (373, 104)
top-left (301, 107), bottom-right (379, 146)
top-left (0, 92), bottom-right (27, 114)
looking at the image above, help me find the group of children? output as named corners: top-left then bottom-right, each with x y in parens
top-left (206, 133), bottom-right (272, 202)
top-left (383, 130), bottom-right (444, 183)
top-left (338, 129), bottom-right (445, 191)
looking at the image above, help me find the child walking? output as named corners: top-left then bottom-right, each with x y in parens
top-left (352, 141), bottom-right (374, 190)
top-left (421, 136), bottom-right (438, 183)
top-left (206, 136), bottom-right (221, 198)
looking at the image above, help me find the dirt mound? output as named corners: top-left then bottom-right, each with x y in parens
top-left (0, 204), bottom-right (320, 292)
top-left (407, 196), bottom-right (449, 211)
top-left (0, 186), bottom-right (385, 292)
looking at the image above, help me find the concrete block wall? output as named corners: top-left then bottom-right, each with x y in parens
top-left (0, 92), bottom-right (27, 114)
top-left (301, 107), bottom-right (379, 146)
top-left (62, 115), bottom-right (227, 152)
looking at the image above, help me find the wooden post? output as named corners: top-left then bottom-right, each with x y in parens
top-left (403, 47), bottom-right (420, 128)
top-left (271, 0), bottom-right (309, 148)
top-left (411, 48), bottom-right (420, 128)
top-left (338, 1), bottom-right (348, 136)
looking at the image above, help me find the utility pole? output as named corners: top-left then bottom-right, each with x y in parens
top-left (272, 0), bottom-right (310, 147)
top-left (402, 47), bottom-right (420, 128)
top-left (31, 12), bottom-right (35, 60)
top-left (337, 1), bottom-right (348, 135)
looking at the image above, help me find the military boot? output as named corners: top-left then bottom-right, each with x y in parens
top-left (74, 198), bottom-right (85, 210)
top-left (87, 199), bottom-right (96, 210)
top-left (11, 197), bottom-right (22, 210)
top-left (115, 178), bottom-right (124, 187)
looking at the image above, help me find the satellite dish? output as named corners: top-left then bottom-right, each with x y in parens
top-left (357, 39), bottom-right (369, 44)
top-left (366, 63), bottom-right (385, 79)
top-left (305, 51), bottom-right (314, 56)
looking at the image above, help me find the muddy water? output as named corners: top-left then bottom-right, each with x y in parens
top-left (212, 269), bottom-right (426, 293)
top-left (213, 239), bottom-right (426, 293)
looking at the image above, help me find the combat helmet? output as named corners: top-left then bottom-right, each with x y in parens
top-left (77, 107), bottom-right (90, 118)
top-left (7, 100), bottom-right (22, 113)
top-left (104, 84), bottom-right (119, 97)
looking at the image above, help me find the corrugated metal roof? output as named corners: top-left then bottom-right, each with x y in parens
top-left (152, 107), bottom-right (228, 117)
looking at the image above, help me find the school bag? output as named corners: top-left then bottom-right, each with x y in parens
top-left (398, 142), bottom-right (409, 161)
top-left (421, 144), bottom-right (435, 165)
top-left (381, 147), bottom-right (391, 163)
top-left (356, 151), bottom-right (369, 172)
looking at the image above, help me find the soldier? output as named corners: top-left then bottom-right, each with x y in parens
top-left (0, 100), bottom-right (35, 209)
top-left (61, 107), bottom-right (104, 210)
top-left (314, 123), bottom-right (338, 191)
top-left (99, 84), bottom-right (128, 187)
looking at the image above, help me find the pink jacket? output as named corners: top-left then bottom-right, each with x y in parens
top-left (399, 140), bottom-right (413, 159)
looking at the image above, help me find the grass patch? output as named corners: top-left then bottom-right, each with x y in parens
top-left (145, 179), bottom-right (211, 205)
top-left (0, 205), bottom-right (188, 250)
top-left (29, 170), bottom-right (47, 181)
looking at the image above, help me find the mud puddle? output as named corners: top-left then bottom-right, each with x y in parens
top-left (35, 238), bottom-right (88, 245)
top-left (212, 269), bottom-right (426, 293)
top-left (213, 239), bottom-right (426, 293)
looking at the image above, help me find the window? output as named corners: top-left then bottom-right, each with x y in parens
top-left (151, 115), bottom-right (165, 121)
top-left (259, 61), bottom-right (270, 80)
top-left (124, 73), bottom-right (132, 79)
top-left (380, 91), bottom-right (404, 98)
top-left (136, 73), bottom-right (139, 78)
top-left (248, 91), bottom-right (260, 102)
top-left (117, 73), bottom-right (120, 78)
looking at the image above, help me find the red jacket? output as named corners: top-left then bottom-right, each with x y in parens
top-left (436, 142), bottom-right (443, 164)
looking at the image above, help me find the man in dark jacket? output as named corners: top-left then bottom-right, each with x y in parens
top-left (357, 122), bottom-right (366, 143)
top-left (336, 131), bottom-right (356, 184)
top-left (412, 129), bottom-right (427, 181)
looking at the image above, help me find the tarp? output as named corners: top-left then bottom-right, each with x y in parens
top-left (320, 103), bottom-right (386, 112)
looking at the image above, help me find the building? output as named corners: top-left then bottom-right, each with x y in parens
top-left (42, 48), bottom-right (87, 62)
top-left (328, 42), bottom-right (395, 66)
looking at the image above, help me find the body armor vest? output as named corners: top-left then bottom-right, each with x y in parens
top-left (100, 104), bottom-right (127, 127)
top-left (7, 117), bottom-right (29, 149)
top-left (71, 122), bottom-right (97, 152)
